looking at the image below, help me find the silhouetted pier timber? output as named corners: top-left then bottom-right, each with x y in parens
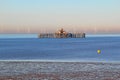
top-left (38, 28), bottom-right (85, 38)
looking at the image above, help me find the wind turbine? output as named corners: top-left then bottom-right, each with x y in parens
top-left (27, 27), bottom-right (30, 33)
top-left (17, 26), bottom-right (20, 33)
top-left (94, 26), bottom-right (97, 34)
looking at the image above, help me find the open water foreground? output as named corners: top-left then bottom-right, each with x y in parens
top-left (0, 34), bottom-right (120, 62)
top-left (1, 34), bottom-right (120, 80)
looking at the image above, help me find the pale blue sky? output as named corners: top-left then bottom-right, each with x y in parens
top-left (0, 0), bottom-right (120, 33)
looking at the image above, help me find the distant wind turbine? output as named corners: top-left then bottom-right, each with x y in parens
top-left (0, 25), bottom-right (3, 33)
top-left (17, 26), bottom-right (20, 33)
top-left (27, 27), bottom-right (30, 33)
top-left (94, 27), bottom-right (97, 33)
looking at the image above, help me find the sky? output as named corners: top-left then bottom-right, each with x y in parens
top-left (0, 0), bottom-right (120, 34)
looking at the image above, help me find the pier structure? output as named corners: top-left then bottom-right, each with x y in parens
top-left (55, 28), bottom-right (68, 38)
top-left (38, 28), bottom-right (85, 38)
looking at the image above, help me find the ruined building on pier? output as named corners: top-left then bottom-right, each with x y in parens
top-left (38, 28), bottom-right (85, 38)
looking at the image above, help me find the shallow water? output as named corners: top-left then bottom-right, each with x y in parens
top-left (0, 34), bottom-right (120, 62)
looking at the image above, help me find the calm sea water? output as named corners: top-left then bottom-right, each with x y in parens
top-left (0, 34), bottom-right (120, 62)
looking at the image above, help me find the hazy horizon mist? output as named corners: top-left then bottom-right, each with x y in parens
top-left (0, 0), bottom-right (120, 34)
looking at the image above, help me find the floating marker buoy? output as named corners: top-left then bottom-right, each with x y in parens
top-left (97, 50), bottom-right (101, 54)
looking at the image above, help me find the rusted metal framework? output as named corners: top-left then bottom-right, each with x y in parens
top-left (38, 28), bottom-right (85, 38)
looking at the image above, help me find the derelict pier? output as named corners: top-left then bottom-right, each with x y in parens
top-left (38, 28), bottom-right (85, 38)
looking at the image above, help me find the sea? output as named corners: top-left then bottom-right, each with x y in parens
top-left (0, 34), bottom-right (120, 62)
